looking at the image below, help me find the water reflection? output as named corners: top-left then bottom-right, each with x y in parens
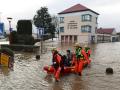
top-left (71, 77), bottom-right (85, 90)
top-left (52, 82), bottom-right (63, 90)
top-left (44, 74), bottom-right (54, 83)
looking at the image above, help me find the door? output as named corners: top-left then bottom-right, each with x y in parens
top-left (91, 36), bottom-right (95, 43)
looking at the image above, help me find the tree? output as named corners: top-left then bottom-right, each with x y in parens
top-left (51, 15), bottom-right (59, 38)
top-left (48, 23), bottom-right (55, 41)
top-left (33, 7), bottom-right (52, 34)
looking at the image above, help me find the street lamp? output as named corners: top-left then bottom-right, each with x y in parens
top-left (7, 17), bottom-right (12, 32)
top-left (7, 17), bottom-right (12, 44)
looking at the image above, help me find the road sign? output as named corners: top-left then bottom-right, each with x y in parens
top-left (0, 23), bottom-right (4, 35)
top-left (37, 28), bottom-right (44, 38)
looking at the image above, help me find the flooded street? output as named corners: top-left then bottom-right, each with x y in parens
top-left (1, 40), bottom-right (120, 90)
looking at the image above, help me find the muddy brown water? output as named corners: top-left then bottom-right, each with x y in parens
top-left (0, 41), bottom-right (120, 90)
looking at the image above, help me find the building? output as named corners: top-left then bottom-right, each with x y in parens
top-left (96, 28), bottom-right (118, 42)
top-left (58, 4), bottom-right (99, 44)
top-left (117, 32), bottom-right (120, 41)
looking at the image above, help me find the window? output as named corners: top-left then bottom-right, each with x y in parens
top-left (81, 25), bottom-right (91, 33)
top-left (95, 27), bottom-right (97, 33)
top-left (60, 17), bottom-right (64, 23)
top-left (60, 27), bottom-right (64, 32)
top-left (82, 14), bottom-right (92, 21)
top-left (96, 17), bottom-right (98, 24)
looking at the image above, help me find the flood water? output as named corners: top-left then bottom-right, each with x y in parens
top-left (1, 40), bottom-right (120, 90)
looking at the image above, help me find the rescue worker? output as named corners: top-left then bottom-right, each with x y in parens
top-left (51, 48), bottom-right (63, 81)
top-left (74, 43), bottom-right (83, 75)
top-left (74, 43), bottom-right (82, 61)
top-left (51, 48), bottom-right (62, 69)
top-left (82, 45), bottom-right (91, 65)
top-left (84, 45), bottom-right (91, 58)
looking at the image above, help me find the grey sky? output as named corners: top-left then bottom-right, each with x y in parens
top-left (0, 0), bottom-right (120, 32)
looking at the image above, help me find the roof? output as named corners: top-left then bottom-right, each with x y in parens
top-left (97, 28), bottom-right (115, 34)
top-left (58, 4), bottom-right (99, 15)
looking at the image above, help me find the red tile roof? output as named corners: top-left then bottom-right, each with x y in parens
top-left (97, 28), bottom-right (115, 34)
top-left (58, 4), bottom-right (99, 15)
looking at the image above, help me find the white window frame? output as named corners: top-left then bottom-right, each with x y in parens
top-left (82, 14), bottom-right (92, 21)
top-left (81, 25), bottom-right (91, 33)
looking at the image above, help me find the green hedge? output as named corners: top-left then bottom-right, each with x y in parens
top-left (0, 48), bottom-right (14, 57)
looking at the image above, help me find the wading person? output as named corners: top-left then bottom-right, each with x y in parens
top-left (51, 48), bottom-right (63, 81)
top-left (82, 45), bottom-right (91, 65)
top-left (74, 43), bottom-right (83, 75)
top-left (84, 45), bottom-right (91, 58)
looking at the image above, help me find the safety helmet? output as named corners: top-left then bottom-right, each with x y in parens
top-left (51, 47), bottom-right (57, 51)
top-left (74, 43), bottom-right (80, 47)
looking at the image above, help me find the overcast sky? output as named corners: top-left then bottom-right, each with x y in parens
top-left (0, 0), bottom-right (120, 32)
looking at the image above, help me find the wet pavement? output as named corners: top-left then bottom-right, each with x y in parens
top-left (1, 39), bottom-right (120, 90)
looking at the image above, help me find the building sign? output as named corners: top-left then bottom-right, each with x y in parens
top-left (67, 21), bottom-right (78, 29)
top-left (0, 53), bottom-right (9, 67)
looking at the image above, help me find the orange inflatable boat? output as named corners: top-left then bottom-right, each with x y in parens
top-left (43, 49), bottom-right (91, 81)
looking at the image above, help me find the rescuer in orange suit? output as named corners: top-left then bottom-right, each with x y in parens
top-left (51, 48), bottom-right (63, 81)
top-left (74, 43), bottom-right (83, 75)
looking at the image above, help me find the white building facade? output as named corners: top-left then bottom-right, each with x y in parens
top-left (96, 28), bottom-right (118, 43)
top-left (58, 4), bottom-right (99, 44)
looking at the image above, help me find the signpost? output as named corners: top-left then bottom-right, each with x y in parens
top-left (37, 27), bottom-right (44, 53)
top-left (7, 17), bottom-right (12, 44)
top-left (37, 27), bottom-right (44, 38)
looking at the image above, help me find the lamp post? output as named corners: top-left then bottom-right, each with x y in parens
top-left (7, 17), bottom-right (12, 32)
top-left (7, 17), bottom-right (12, 44)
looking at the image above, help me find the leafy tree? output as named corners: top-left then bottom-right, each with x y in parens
top-left (51, 15), bottom-right (59, 38)
top-left (52, 15), bottom-right (59, 30)
top-left (48, 23), bottom-right (55, 41)
top-left (33, 7), bottom-right (52, 34)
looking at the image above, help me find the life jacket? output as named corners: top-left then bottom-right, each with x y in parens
top-left (85, 47), bottom-right (90, 53)
top-left (75, 47), bottom-right (85, 59)
top-left (53, 53), bottom-right (62, 65)
top-left (85, 47), bottom-right (91, 58)
top-left (80, 53), bottom-right (84, 59)
top-left (75, 47), bottom-right (82, 58)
